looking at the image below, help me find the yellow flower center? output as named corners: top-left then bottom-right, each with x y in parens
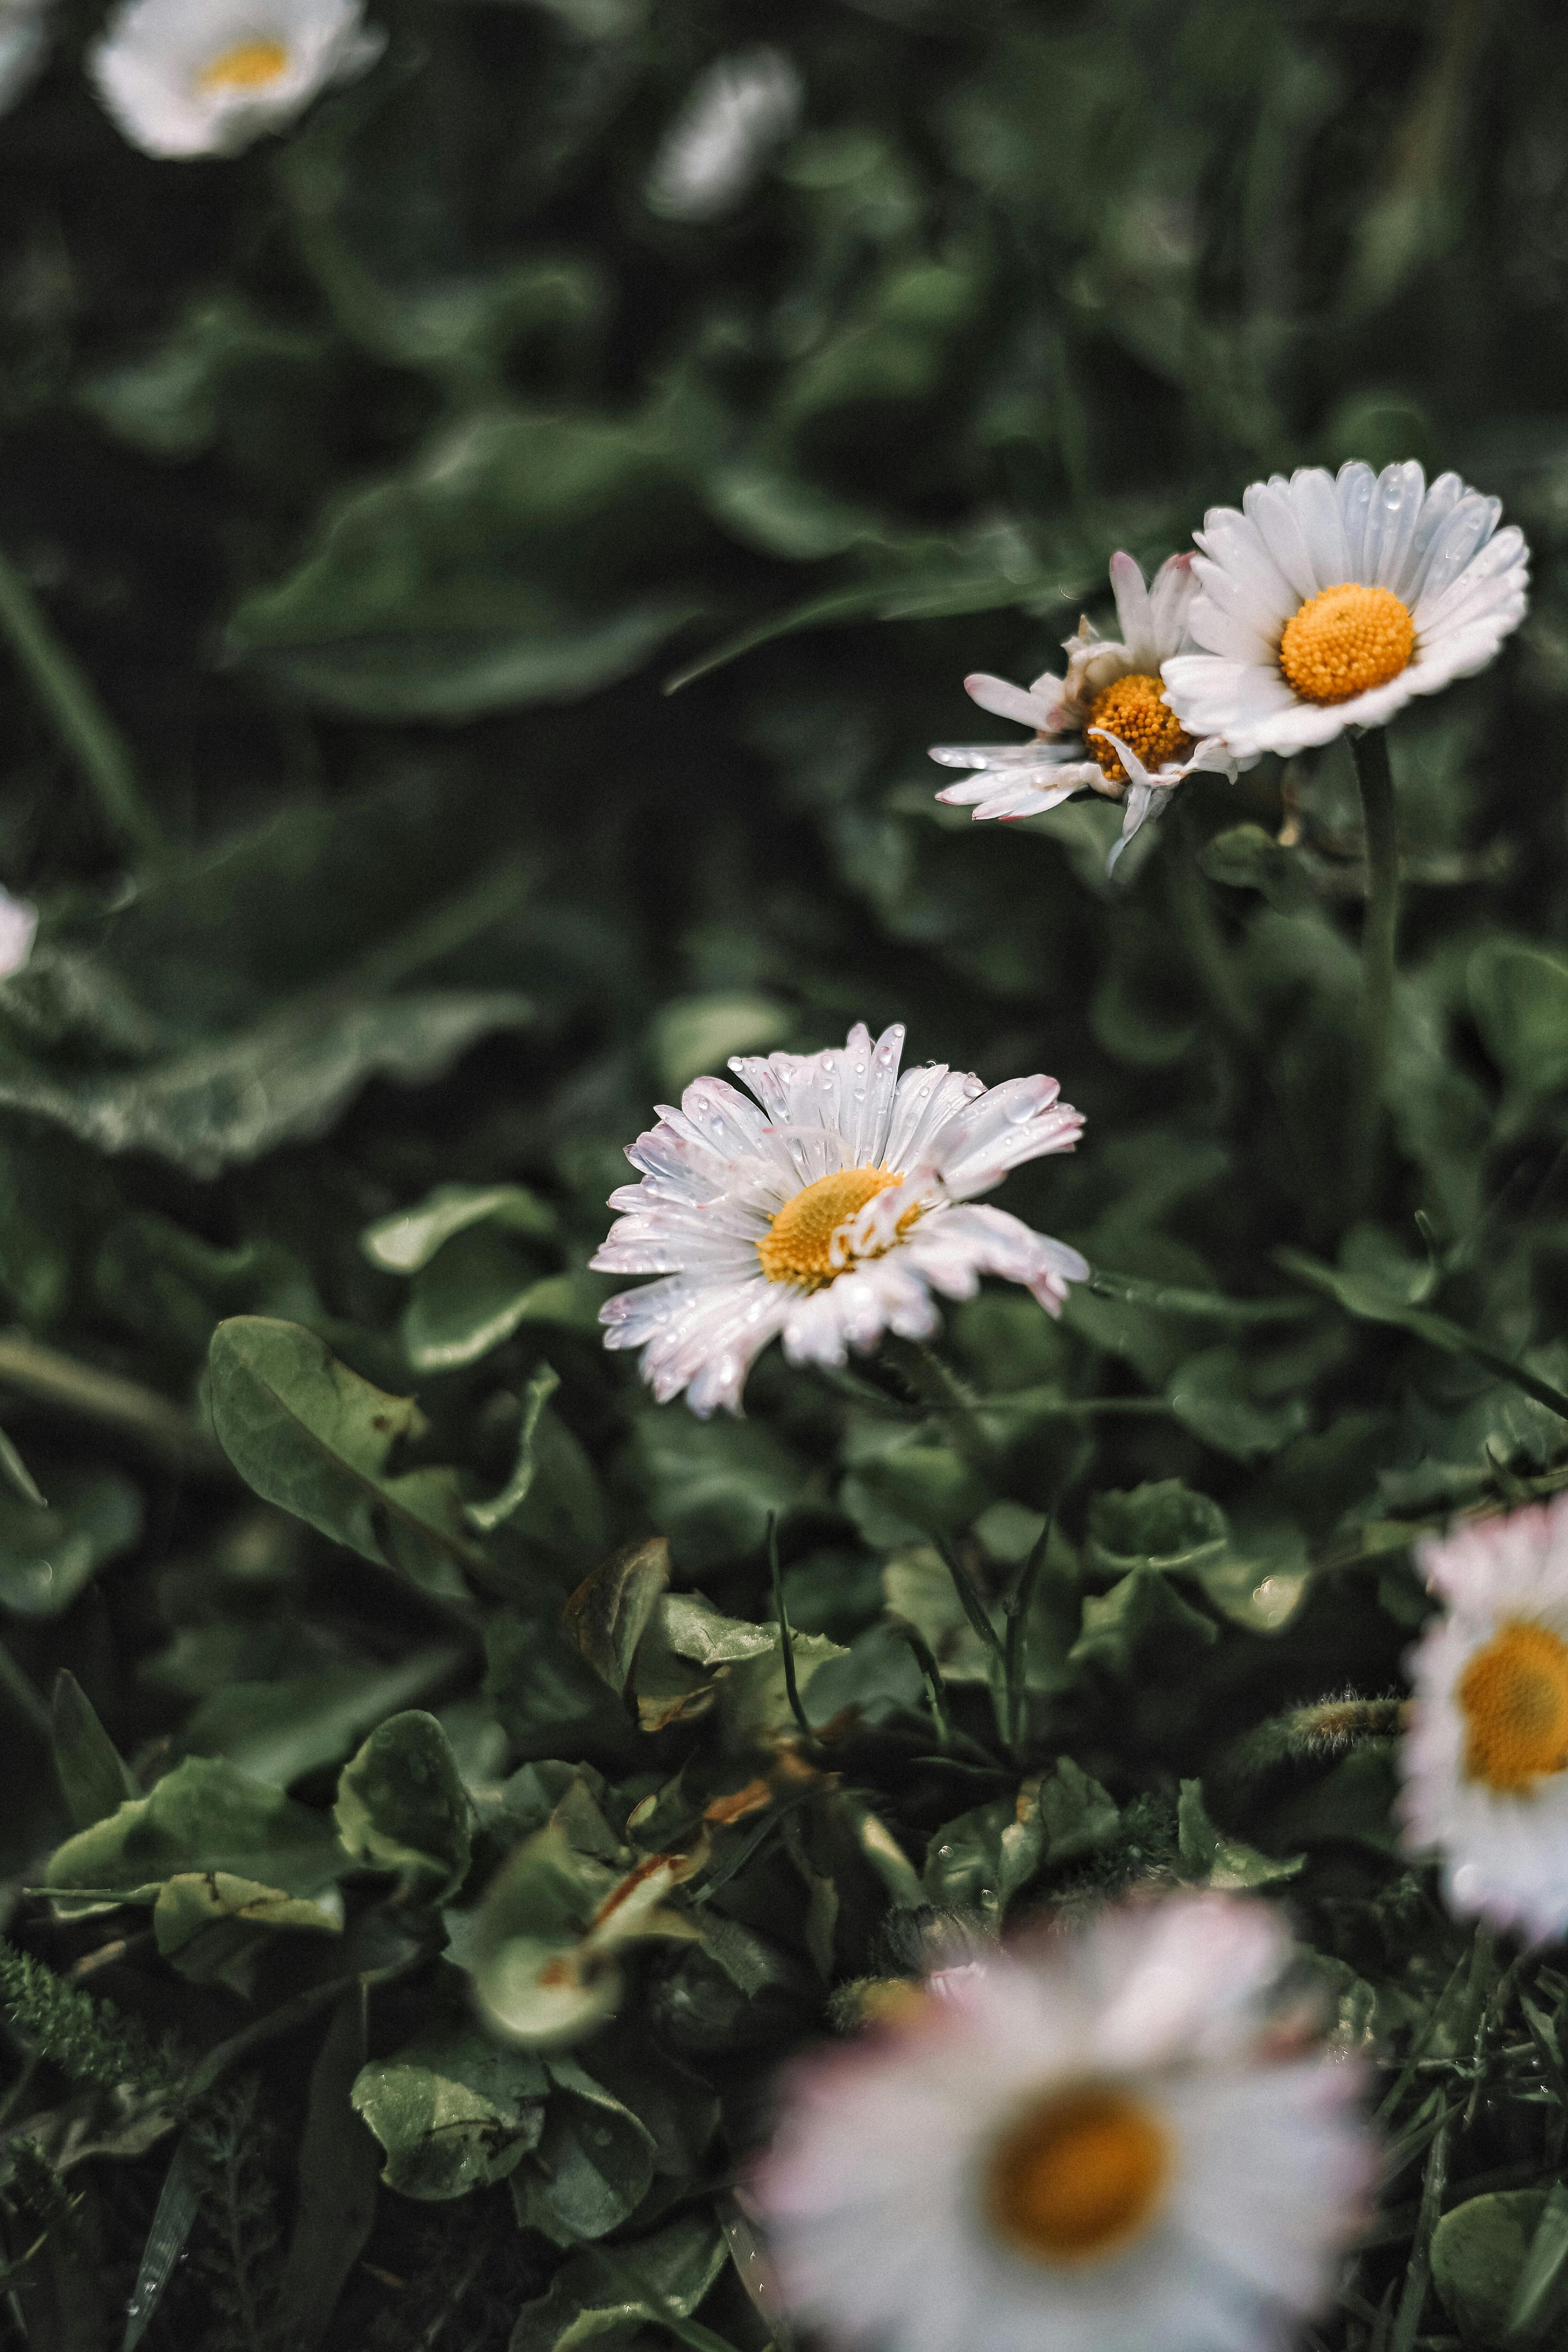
top-left (1277, 582), bottom-right (1415, 706)
top-left (1458, 1620), bottom-right (1568, 1793)
top-left (1085, 673), bottom-right (1193, 787)
top-left (756, 1166), bottom-right (905, 1290)
top-left (197, 40), bottom-right (292, 94)
top-left (984, 2084), bottom-right (1170, 2265)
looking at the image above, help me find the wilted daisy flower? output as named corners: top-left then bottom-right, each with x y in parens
top-left (592, 1022), bottom-right (1086, 1417)
top-left (89, 0), bottom-right (384, 161)
top-left (645, 46), bottom-right (802, 224)
top-left (930, 551), bottom-right (1241, 869)
top-left (1401, 1492), bottom-right (1568, 1943)
top-left (1163, 461), bottom-right (1528, 761)
top-left (757, 1895), bottom-right (1373, 2352)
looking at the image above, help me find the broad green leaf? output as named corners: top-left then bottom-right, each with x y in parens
top-left (1469, 939), bottom-right (1568, 1098)
top-left (277, 1992), bottom-right (381, 2350)
top-left (509, 2213), bottom-right (726, 2352)
top-left (1164, 1348), bottom-right (1310, 1462)
top-left (1432, 2190), bottom-right (1553, 2350)
top-left (648, 995), bottom-right (793, 1094)
top-left (1071, 1567), bottom-right (1217, 1679)
top-left (152, 1873), bottom-right (342, 1982)
top-left (1038, 1756), bottom-right (1120, 1865)
top-left (399, 1226), bottom-right (553, 1372)
top-left (630, 1410), bottom-right (809, 1573)
top-left (467, 1362), bottom-right (563, 1536)
top-left (1198, 825), bottom-right (1313, 913)
top-left (47, 1755), bottom-right (345, 1905)
top-left (563, 1538), bottom-right (671, 1696)
top-left (352, 2018), bottom-right (548, 2200)
top-left (923, 1777), bottom-right (1045, 1923)
top-left (0, 994), bottom-right (534, 1177)
top-left (1085, 1480), bottom-right (1228, 1579)
top-left (0, 1470), bottom-right (143, 1619)
top-left (361, 1183), bottom-right (557, 1274)
top-left (208, 1318), bottom-right (483, 1600)
top-left (1176, 1781), bottom-right (1302, 1891)
top-left (334, 1711), bottom-right (472, 1896)
top-left (179, 1643), bottom-right (465, 1787)
top-left (515, 2053), bottom-right (659, 2243)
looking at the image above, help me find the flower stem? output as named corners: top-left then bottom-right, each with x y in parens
top-left (0, 542), bottom-right (166, 864)
top-left (1351, 726), bottom-right (1399, 1192)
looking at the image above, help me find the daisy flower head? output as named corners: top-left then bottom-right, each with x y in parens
top-left (89, 0), bottom-right (385, 161)
top-left (1162, 461), bottom-right (1529, 762)
top-left (591, 1022), bottom-right (1087, 1419)
top-left (757, 1893), bottom-right (1374, 2352)
top-left (1401, 1492), bottom-right (1568, 1943)
top-left (929, 551), bottom-right (1242, 870)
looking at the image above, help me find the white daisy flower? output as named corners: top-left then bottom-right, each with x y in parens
top-left (757, 1894), bottom-right (1373, 2352)
top-left (0, 886), bottom-right (36, 979)
top-left (929, 551), bottom-right (1241, 869)
top-left (1162, 460), bottom-right (1529, 761)
top-left (645, 47), bottom-right (802, 224)
top-left (88, 0), bottom-right (385, 161)
top-left (592, 1022), bottom-right (1087, 1419)
top-left (1400, 1492), bottom-right (1568, 1943)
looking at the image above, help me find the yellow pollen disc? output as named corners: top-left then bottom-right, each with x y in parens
top-left (1086, 673), bottom-right (1193, 787)
top-left (196, 39), bottom-right (291, 93)
top-left (1458, 1620), bottom-right (1568, 1793)
top-left (756, 1166), bottom-right (904, 1290)
top-left (985, 2084), bottom-right (1170, 2266)
top-left (1278, 582), bottom-right (1415, 706)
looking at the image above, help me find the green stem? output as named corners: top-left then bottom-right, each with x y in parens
top-left (0, 1327), bottom-right (231, 1481)
top-left (879, 1337), bottom-right (993, 1464)
top-left (1351, 726), bottom-right (1399, 1192)
top-left (768, 1516), bottom-right (818, 1751)
top-left (1169, 807), bottom-right (1260, 1044)
top-left (1002, 1519), bottom-right (1049, 1756)
top-left (0, 543), bottom-right (165, 863)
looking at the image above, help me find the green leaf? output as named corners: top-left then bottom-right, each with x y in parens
top-left (923, 1776), bottom-right (1046, 1923)
top-left (151, 1873), bottom-right (343, 1981)
top-left (562, 1538), bottom-right (671, 1697)
top-left (1070, 1568), bottom-right (1217, 1679)
top-left (1085, 1480), bottom-right (1229, 1579)
top-left (1164, 1348), bottom-right (1310, 1462)
top-left (515, 2054), bottom-right (659, 2243)
top-left (361, 1182), bottom-right (557, 1274)
top-left (509, 2213), bottom-right (726, 2352)
top-left (225, 405), bottom-right (706, 718)
top-left (351, 2017), bottom-right (548, 2200)
top-left (0, 1470), bottom-right (143, 1619)
top-left (1038, 1756), bottom-right (1120, 1865)
top-left (50, 1671), bottom-right (138, 1831)
top-left (629, 1411), bottom-right (809, 1573)
top-left (46, 1755), bottom-right (345, 1905)
top-left (1198, 824), bottom-right (1313, 913)
top-left (648, 995), bottom-right (794, 1094)
top-left (277, 1992), bottom-right (381, 2350)
top-left (399, 1225), bottom-right (554, 1372)
top-left (333, 1711), bottom-right (472, 1896)
top-left (0, 993), bottom-right (535, 1177)
top-left (179, 1643), bottom-right (466, 1787)
top-left (467, 1361), bottom-right (563, 1535)
top-left (1469, 940), bottom-right (1568, 1099)
top-left (851, 1444), bottom-right (993, 1542)
top-left (1432, 2190), bottom-right (1555, 2350)
top-left (1176, 1781), bottom-right (1303, 1891)
top-left (208, 1318), bottom-right (483, 1601)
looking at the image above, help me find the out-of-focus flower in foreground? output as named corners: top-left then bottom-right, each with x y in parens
top-left (89, 0), bottom-right (385, 160)
top-left (1401, 1492), bottom-right (1568, 1943)
top-left (756, 1894), bottom-right (1374, 2352)
top-left (644, 46), bottom-right (802, 224)
top-left (0, 887), bottom-right (35, 978)
top-left (592, 1021), bottom-right (1086, 1417)
top-left (1162, 461), bottom-right (1528, 761)
top-left (0, 0), bottom-right (52, 118)
top-left (929, 551), bottom-right (1241, 869)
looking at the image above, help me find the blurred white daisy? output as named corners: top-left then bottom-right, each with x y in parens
top-left (757, 1894), bottom-right (1373, 2352)
top-left (89, 0), bottom-right (384, 161)
top-left (929, 551), bottom-right (1241, 869)
top-left (0, 885), bottom-right (36, 978)
top-left (592, 1021), bottom-right (1086, 1418)
top-left (645, 46), bottom-right (802, 224)
top-left (0, 0), bottom-right (52, 118)
top-left (1163, 461), bottom-right (1528, 761)
top-left (1401, 1492), bottom-right (1568, 1943)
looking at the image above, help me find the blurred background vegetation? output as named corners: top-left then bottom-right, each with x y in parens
top-left (2, 0), bottom-right (1568, 2345)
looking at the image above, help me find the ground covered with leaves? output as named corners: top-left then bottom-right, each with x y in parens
top-left (3, 0), bottom-right (1568, 2347)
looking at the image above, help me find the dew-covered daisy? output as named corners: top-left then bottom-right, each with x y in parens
top-left (929, 552), bottom-right (1241, 868)
top-left (592, 1023), bottom-right (1086, 1418)
top-left (1162, 461), bottom-right (1529, 761)
top-left (88, 0), bottom-right (384, 160)
top-left (1401, 1492), bottom-right (1568, 1943)
top-left (756, 1894), bottom-right (1373, 2352)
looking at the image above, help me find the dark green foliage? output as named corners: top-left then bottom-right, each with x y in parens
top-left (2, 2), bottom-right (1568, 2348)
